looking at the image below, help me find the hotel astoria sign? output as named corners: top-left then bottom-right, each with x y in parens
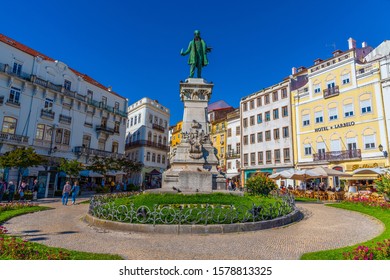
top-left (314, 121), bottom-right (355, 132)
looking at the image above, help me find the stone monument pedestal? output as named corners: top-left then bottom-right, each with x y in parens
top-left (162, 78), bottom-right (225, 193)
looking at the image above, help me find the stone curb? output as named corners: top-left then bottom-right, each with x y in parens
top-left (84, 207), bottom-right (302, 234)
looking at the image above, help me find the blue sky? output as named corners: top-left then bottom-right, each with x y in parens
top-left (3, 0), bottom-right (390, 124)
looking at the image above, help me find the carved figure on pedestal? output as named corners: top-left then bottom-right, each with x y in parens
top-left (188, 130), bottom-right (203, 159)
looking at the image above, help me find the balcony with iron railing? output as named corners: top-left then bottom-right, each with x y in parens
top-left (226, 150), bottom-right (240, 159)
top-left (41, 109), bottom-right (55, 120)
top-left (0, 132), bottom-right (29, 144)
top-left (125, 140), bottom-right (169, 151)
top-left (96, 125), bottom-right (115, 134)
top-left (6, 99), bottom-right (20, 107)
top-left (313, 149), bottom-right (361, 162)
top-left (0, 63), bottom-right (128, 117)
top-left (323, 85), bottom-right (340, 99)
top-left (0, 63), bottom-right (31, 81)
top-left (59, 114), bottom-right (72, 125)
top-left (74, 146), bottom-right (124, 159)
top-left (152, 123), bottom-right (165, 132)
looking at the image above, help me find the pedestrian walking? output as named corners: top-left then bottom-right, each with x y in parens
top-left (70, 181), bottom-right (80, 205)
top-left (7, 181), bottom-right (15, 202)
top-left (0, 180), bottom-right (6, 202)
top-left (19, 181), bottom-right (27, 201)
top-left (62, 181), bottom-right (72, 205)
top-left (32, 179), bottom-right (39, 201)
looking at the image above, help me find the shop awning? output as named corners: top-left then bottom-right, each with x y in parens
top-left (148, 169), bottom-right (161, 175)
top-left (106, 170), bottom-right (126, 176)
top-left (225, 172), bottom-right (240, 179)
top-left (80, 170), bottom-right (104, 178)
top-left (352, 168), bottom-right (387, 175)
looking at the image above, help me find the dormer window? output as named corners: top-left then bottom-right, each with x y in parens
top-left (64, 80), bottom-right (71, 90)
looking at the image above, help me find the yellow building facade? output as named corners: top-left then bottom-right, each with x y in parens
top-left (210, 118), bottom-right (227, 171)
top-left (170, 120), bottom-right (183, 147)
top-left (291, 45), bottom-right (389, 185)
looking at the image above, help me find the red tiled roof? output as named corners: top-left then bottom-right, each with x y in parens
top-left (0, 33), bottom-right (125, 100)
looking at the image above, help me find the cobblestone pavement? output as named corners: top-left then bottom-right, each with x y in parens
top-left (4, 197), bottom-right (384, 260)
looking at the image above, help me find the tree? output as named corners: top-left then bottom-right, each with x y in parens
top-left (88, 156), bottom-right (123, 175)
top-left (246, 173), bottom-right (278, 196)
top-left (0, 147), bottom-right (46, 187)
top-left (88, 156), bottom-right (143, 181)
top-left (58, 159), bottom-right (84, 182)
top-left (375, 174), bottom-right (390, 201)
top-left (118, 158), bottom-right (143, 177)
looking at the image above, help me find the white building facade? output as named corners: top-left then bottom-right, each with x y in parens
top-left (125, 98), bottom-right (170, 187)
top-left (225, 109), bottom-right (241, 180)
top-left (365, 41), bottom-right (390, 158)
top-left (240, 79), bottom-right (294, 187)
top-left (0, 33), bottom-right (127, 197)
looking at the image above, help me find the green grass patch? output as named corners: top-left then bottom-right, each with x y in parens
top-left (0, 204), bottom-right (122, 260)
top-left (301, 202), bottom-right (390, 260)
top-left (294, 197), bottom-right (321, 203)
top-left (0, 206), bottom-right (51, 224)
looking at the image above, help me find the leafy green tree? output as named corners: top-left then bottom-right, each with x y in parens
top-left (375, 174), bottom-right (390, 200)
top-left (246, 173), bottom-right (278, 196)
top-left (58, 159), bottom-right (84, 182)
top-left (88, 156), bottom-right (109, 175)
top-left (0, 147), bottom-right (46, 187)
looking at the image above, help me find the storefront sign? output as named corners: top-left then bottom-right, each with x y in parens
top-left (346, 162), bottom-right (385, 171)
top-left (314, 121), bottom-right (355, 132)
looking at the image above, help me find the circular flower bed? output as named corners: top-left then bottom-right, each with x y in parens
top-left (88, 192), bottom-right (296, 225)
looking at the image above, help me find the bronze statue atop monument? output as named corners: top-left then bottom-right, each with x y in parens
top-left (180, 30), bottom-right (211, 78)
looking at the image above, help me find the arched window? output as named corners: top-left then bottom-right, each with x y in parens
top-left (162, 155), bottom-right (166, 164)
top-left (146, 152), bottom-right (151, 161)
top-left (163, 136), bottom-right (167, 146)
top-left (157, 154), bottom-right (161, 163)
top-left (152, 153), bottom-right (156, 162)
top-left (153, 134), bottom-right (157, 143)
top-left (148, 131), bottom-right (152, 142)
top-left (158, 135), bottom-right (162, 145)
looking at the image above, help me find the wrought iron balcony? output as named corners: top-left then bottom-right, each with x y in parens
top-left (74, 146), bottom-right (124, 159)
top-left (313, 149), bottom-right (361, 162)
top-left (96, 125), bottom-right (115, 134)
top-left (125, 140), bottom-right (169, 151)
top-left (0, 132), bottom-right (29, 144)
top-left (226, 150), bottom-right (240, 159)
top-left (323, 86), bottom-right (340, 99)
top-left (152, 123), bottom-right (165, 132)
top-left (6, 99), bottom-right (20, 107)
top-left (59, 114), bottom-right (72, 124)
top-left (41, 109), bottom-right (55, 119)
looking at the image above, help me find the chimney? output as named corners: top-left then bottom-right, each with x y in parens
top-left (292, 67), bottom-right (297, 75)
top-left (314, 58), bottom-right (323, 65)
top-left (348, 37), bottom-right (356, 50)
top-left (108, 86), bottom-right (112, 92)
top-left (362, 41), bottom-right (367, 48)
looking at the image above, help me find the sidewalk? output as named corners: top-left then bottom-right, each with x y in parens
top-left (3, 197), bottom-right (385, 259)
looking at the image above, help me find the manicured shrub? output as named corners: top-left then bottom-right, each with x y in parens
top-left (246, 174), bottom-right (278, 196)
